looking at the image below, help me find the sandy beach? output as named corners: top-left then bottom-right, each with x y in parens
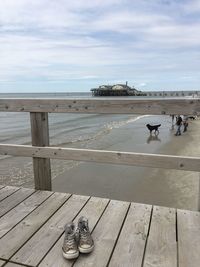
top-left (0, 109), bottom-right (199, 211)
top-left (52, 115), bottom-right (200, 211)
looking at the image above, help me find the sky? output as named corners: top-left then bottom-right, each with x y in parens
top-left (0, 0), bottom-right (200, 93)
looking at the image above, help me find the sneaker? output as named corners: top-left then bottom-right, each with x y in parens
top-left (62, 222), bottom-right (79, 259)
top-left (78, 216), bottom-right (94, 253)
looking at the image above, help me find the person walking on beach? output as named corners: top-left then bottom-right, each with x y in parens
top-left (175, 116), bottom-right (182, 136)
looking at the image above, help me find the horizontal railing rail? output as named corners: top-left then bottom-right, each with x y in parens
top-left (0, 98), bottom-right (200, 191)
top-left (0, 98), bottom-right (200, 115)
top-left (0, 144), bottom-right (200, 172)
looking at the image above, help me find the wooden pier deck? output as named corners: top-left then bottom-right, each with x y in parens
top-left (0, 185), bottom-right (200, 267)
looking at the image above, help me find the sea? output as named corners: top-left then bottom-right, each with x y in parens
top-left (0, 92), bottom-right (144, 147)
top-left (0, 92), bottom-right (198, 210)
top-left (0, 92), bottom-right (146, 184)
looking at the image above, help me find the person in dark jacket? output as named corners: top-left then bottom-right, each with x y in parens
top-left (175, 116), bottom-right (182, 136)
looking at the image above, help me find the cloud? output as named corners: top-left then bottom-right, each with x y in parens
top-left (0, 0), bottom-right (200, 91)
top-left (183, 0), bottom-right (200, 13)
top-left (138, 83), bottom-right (147, 87)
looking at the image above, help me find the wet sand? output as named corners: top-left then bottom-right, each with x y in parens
top-left (53, 115), bottom-right (200, 211)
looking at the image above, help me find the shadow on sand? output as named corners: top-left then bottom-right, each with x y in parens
top-left (147, 133), bottom-right (161, 144)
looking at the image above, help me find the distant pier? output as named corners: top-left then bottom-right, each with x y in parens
top-left (91, 82), bottom-right (146, 96)
top-left (144, 90), bottom-right (200, 97)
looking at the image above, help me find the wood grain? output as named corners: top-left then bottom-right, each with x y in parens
top-left (39, 196), bottom-right (109, 267)
top-left (30, 112), bottom-right (51, 191)
top-left (0, 144), bottom-right (200, 172)
top-left (0, 192), bottom-right (70, 259)
top-left (12, 195), bottom-right (89, 266)
top-left (0, 190), bottom-right (52, 238)
top-left (177, 209), bottom-right (200, 267)
top-left (4, 263), bottom-right (24, 267)
top-left (0, 187), bottom-right (34, 218)
top-left (143, 206), bottom-right (177, 267)
top-left (0, 186), bottom-right (20, 202)
top-left (74, 200), bottom-right (129, 267)
top-left (0, 186), bottom-right (200, 266)
top-left (0, 98), bottom-right (199, 115)
top-left (109, 203), bottom-right (152, 267)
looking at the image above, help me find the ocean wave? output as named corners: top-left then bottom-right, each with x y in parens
top-left (0, 114), bottom-right (150, 184)
top-left (52, 114), bottom-right (150, 148)
top-left (103, 115), bottom-right (150, 130)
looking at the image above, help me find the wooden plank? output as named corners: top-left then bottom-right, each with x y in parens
top-left (109, 203), bottom-right (152, 267)
top-left (143, 206), bottom-right (177, 267)
top-left (73, 200), bottom-right (129, 267)
top-left (0, 186), bottom-right (20, 202)
top-left (0, 190), bottom-right (53, 239)
top-left (0, 98), bottom-right (199, 115)
top-left (0, 260), bottom-right (5, 267)
top-left (177, 209), bottom-right (200, 267)
top-left (0, 144), bottom-right (200, 172)
top-left (0, 187), bottom-right (34, 218)
top-left (4, 263), bottom-right (24, 267)
top-left (39, 196), bottom-right (109, 267)
top-left (0, 192), bottom-right (70, 260)
top-left (30, 112), bottom-right (51, 191)
top-left (12, 195), bottom-right (89, 266)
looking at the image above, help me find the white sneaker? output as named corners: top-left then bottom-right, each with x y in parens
top-left (62, 222), bottom-right (79, 259)
top-left (78, 216), bottom-right (94, 253)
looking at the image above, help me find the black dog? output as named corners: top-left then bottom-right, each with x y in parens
top-left (146, 124), bottom-right (161, 134)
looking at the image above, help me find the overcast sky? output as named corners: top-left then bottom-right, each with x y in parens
top-left (0, 0), bottom-right (200, 92)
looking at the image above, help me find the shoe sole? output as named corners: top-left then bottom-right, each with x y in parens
top-left (78, 245), bottom-right (94, 254)
top-left (62, 251), bottom-right (79, 259)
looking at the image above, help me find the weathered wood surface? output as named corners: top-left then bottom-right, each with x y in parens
top-left (0, 190), bottom-right (52, 238)
top-left (177, 209), bottom-right (200, 267)
top-left (0, 186), bottom-right (20, 202)
top-left (143, 206), bottom-right (177, 267)
top-left (0, 98), bottom-right (199, 115)
top-left (30, 112), bottom-right (51, 191)
top-left (4, 264), bottom-right (24, 267)
top-left (0, 192), bottom-right (70, 259)
top-left (109, 203), bottom-right (152, 267)
top-left (39, 196), bottom-right (109, 267)
top-left (12, 195), bottom-right (89, 266)
top-left (0, 144), bottom-right (200, 172)
top-left (0, 185), bottom-right (200, 267)
top-left (0, 187), bottom-right (34, 218)
top-left (74, 200), bottom-right (130, 267)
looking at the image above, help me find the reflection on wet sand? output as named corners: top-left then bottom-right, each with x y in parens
top-left (147, 133), bottom-right (161, 144)
top-left (171, 124), bottom-right (175, 130)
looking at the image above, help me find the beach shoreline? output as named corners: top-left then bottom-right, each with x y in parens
top-left (0, 110), bottom-right (199, 210)
top-left (52, 115), bottom-right (200, 211)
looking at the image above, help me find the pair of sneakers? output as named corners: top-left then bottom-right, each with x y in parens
top-left (62, 216), bottom-right (94, 260)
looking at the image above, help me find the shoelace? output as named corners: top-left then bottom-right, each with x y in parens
top-left (64, 233), bottom-right (76, 249)
top-left (80, 229), bottom-right (91, 242)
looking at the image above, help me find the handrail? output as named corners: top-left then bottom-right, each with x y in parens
top-left (0, 98), bottom-right (200, 115)
top-left (0, 98), bottom-right (199, 191)
top-left (0, 144), bottom-right (200, 172)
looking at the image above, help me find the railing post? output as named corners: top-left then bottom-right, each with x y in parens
top-left (30, 112), bottom-right (52, 190)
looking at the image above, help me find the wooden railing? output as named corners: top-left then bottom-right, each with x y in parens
top-left (0, 98), bottom-right (200, 191)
